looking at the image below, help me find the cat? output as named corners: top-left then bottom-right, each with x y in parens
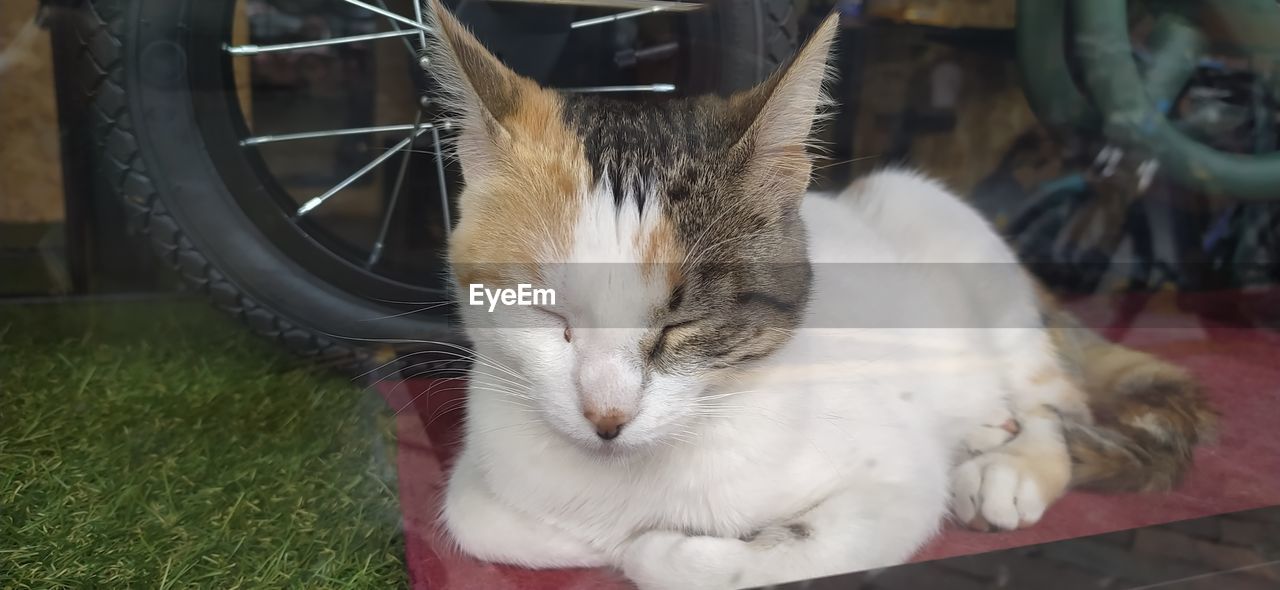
top-left (424, 3), bottom-right (1216, 588)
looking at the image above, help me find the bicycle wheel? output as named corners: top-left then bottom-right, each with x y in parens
top-left (75, 0), bottom-right (798, 367)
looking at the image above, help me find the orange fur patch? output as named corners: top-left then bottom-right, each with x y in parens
top-left (448, 88), bottom-right (590, 288)
top-left (430, 0), bottom-right (590, 289)
top-left (636, 215), bottom-right (685, 288)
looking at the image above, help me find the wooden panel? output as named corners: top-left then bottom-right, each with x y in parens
top-left (0, 0), bottom-right (65, 223)
top-left (866, 0), bottom-right (1015, 30)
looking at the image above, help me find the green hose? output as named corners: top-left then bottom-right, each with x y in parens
top-left (1015, 0), bottom-right (1098, 129)
top-left (1142, 14), bottom-right (1205, 113)
top-left (1073, 0), bottom-right (1280, 199)
top-left (1016, 0), bottom-right (1280, 200)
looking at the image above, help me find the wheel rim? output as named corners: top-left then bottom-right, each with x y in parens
top-left (187, 0), bottom-right (713, 310)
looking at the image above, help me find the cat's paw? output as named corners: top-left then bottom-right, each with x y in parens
top-left (950, 452), bottom-right (1048, 531)
top-left (622, 530), bottom-right (750, 590)
top-left (962, 409), bottom-right (1021, 455)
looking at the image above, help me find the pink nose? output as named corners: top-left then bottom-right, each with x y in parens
top-left (584, 408), bottom-right (629, 440)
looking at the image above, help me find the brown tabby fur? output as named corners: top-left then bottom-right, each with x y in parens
top-left (1043, 297), bottom-right (1218, 492)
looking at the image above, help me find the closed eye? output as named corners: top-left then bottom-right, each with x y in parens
top-left (650, 319), bottom-right (702, 359)
top-left (661, 319), bottom-right (700, 334)
top-left (534, 306), bottom-right (566, 322)
top-left (535, 306), bottom-right (573, 342)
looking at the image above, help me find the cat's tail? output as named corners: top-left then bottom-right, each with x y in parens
top-left (1043, 305), bottom-right (1218, 493)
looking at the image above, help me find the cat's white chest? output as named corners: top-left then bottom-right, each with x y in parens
top-left (464, 341), bottom-right (949, 554)
top-left (467, 389), bottom-right (851, 545)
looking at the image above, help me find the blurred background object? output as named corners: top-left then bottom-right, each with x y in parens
top-left (864, 0), bottom-right (1015, 29)
top-left (4, 0), bottom-right (1279, 334)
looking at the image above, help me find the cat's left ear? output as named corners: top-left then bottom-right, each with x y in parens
top-left (730, 13), bottom-right (840, 197)
top-left (423, 0), bottom-right (558, 180)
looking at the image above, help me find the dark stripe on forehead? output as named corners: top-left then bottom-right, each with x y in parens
top-left (667, 282), bottom-right (686, 311)
top-left (558, 94), bottom-right (745, 213)
top-left (736, 291), bottom-right (799, 314)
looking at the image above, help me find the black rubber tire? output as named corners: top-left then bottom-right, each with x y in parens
top-left (77, 0), bottom-right (452, 369)
top-left (687, 0), bottom-right (800, 94)
top-left (77, 0), bottom-right (798, 367)
top-left (717, 0), bottom-right (800, 91)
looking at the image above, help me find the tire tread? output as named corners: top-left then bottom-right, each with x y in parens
top-left (81, 0), bottom-right (360, 366)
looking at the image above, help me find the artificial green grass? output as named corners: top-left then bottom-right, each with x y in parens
top-left (0, 299), bottom-right (405, 588)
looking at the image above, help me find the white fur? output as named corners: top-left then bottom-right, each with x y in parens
top-left (444, 170), bottom-right (1082, 589)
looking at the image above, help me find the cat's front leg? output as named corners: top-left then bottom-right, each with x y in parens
top-left (622, 484), bottom-right (945, 590)
top-left (962, 403), bottom-right (1021, 455)
top-left (443, 458), bottom-right (608, 568)
top-left (951, 405), bottom-right (1071, 531)
top-left (622, 531), bottom-right (752, 590)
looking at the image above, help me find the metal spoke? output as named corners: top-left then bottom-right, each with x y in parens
top-left (411, 0), bottom-right (429, 54)
top-left (225, 30), bottom-right (420, 55)
top-left (336, 0), bottom-right (431, 33)
top-left (572, 6), bottom-right (665, 29)
top-left (241, 124), bottom-right (431, 147)
top-left (493, 0), bottom-right (701, 11)
top-left (564, 83), bottom-right (676, 93)
top-left (368, 112), bottom-right (424, 267)
top-left (430, 125), bottom-right (452, 236)
top-left (370, 0), bottom-right (421, 56)
top-left (239, 0), bottom-right (690, 273)
top-left (615, 41), bottom-right (679, 68)
top-left (295, 126), bottom-right (429, 218)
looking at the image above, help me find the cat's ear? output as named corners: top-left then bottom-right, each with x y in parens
top-left (424, 0), bottom-right (556, 176)
top-left (729, 13), bottom-right (840, 198)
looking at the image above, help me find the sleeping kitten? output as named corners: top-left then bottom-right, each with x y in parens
top-left (425, 3), bottom-right (1214, 588)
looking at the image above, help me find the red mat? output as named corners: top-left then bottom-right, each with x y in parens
top-left (380, 293), bottom-right (1280, 589)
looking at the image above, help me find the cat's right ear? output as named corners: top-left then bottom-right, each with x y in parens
top-left (726, 12), bottom-right (840, 204)
top-left (424, 0), bottom-right (555, 178)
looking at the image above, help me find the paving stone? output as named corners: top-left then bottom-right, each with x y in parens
top-left (862, 565), bottom-right (989, 590)
top-left (1190, 540), bottom-right (1277, 581)
top-left (1004, 558), bottom-right (1117, 590)
top-left (1163, 517), bottom-right (1223, 542)
top-left (1175, 572), bottom-right (1280, 590)
top-left (1134, 528), bottom-right (1200, 561)
top-left (1040, 537), bottom-right (1212, 584)
top-left (1220, 518), bottom-right (1271, 548)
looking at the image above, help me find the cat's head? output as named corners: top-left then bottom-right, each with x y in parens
top-left (426, 0), bottom-right (838, 453)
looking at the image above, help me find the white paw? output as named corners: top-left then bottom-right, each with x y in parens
top-left (951, 452), bottom-right (1047, 531)
top-left (962, 409), bottom-right (1020, 455)
top-left (623, 530), bottom-right (749, 590)
top-left (962, 422), bottom-right (1019, 455)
